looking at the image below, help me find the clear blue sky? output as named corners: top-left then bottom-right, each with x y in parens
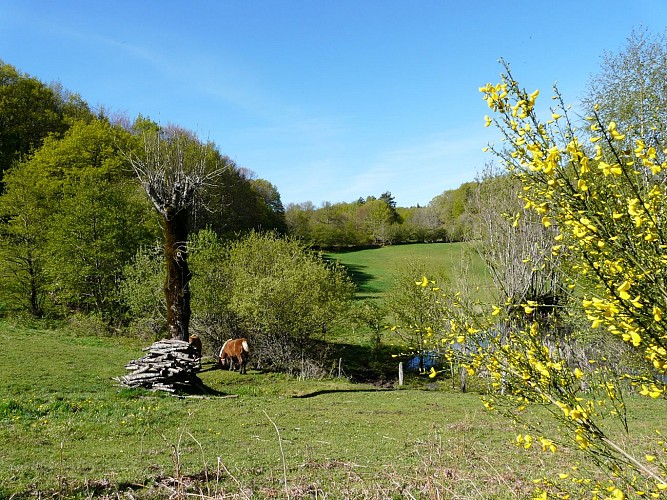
top-left (1, 1), bottom-right (666, 208)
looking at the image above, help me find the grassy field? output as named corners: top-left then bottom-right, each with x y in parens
top-left (1, 244), bottom-right (664, 498)
top-left (1, 321), bottom-right (665, 499)
top-left (326, 242), bottom-right (491, 300)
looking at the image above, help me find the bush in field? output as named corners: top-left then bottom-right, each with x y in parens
top-left (188, 229), bottom-right (248, 356)
top-left (119, 243), bottom-right (166, 338)
top-left (223, 231), bottom-right (355, 376)
top-left (384, 262), bottom-right (449, 371)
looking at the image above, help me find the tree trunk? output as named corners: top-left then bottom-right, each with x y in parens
top-left (27, 253), bottom-right (43, 317)
top-left (163, 207), bottom-right (191, 341)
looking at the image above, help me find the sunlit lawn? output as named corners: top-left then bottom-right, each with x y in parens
top-left (326, 242), bottom-right (491, 300)
top-left (1, 321), bottom-right (665, 498)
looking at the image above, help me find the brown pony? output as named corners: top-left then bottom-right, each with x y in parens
top-left (219, 338), bottom-right (249, 374)
top-left (188, 334), bottom-right (202, 357)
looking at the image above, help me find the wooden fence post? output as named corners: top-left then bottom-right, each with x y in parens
top-left (398, 362), bottom-right (404, 386)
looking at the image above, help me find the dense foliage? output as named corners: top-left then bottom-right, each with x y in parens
top-left (124, 229), bottom-right (355, 375)
top-left (0, 60), bottom-right (93, 186)
top-left (0, 63), bottom-right (288, 322)
top-left (285, 187), bottom-right (476, 248)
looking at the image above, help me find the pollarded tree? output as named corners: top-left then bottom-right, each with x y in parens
top-left (125, 126), bottom-right (225, 340)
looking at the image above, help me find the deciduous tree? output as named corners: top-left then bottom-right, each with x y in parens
top-left (125, 127), bottom-right (225, 340)
top-left (0, 119), bottom-right (152, 318)
top-left (0, 61), bottom-right (91, 186)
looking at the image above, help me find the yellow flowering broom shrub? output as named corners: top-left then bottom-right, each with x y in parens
top-left (472, 61), bottom-right (667, 497)
top-left (410, 61), bottom-right (667, 498)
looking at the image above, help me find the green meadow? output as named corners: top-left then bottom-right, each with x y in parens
top-left (0, 244), bottom-right (662, 498)
top-left (326, 242), bottom-right (491, 300)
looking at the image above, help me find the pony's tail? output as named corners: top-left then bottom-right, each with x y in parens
top-left (242, 340), bottom-right (249, 352)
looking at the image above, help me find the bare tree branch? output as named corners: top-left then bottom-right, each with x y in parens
top-left (121, 126), bottom-right (227, 340)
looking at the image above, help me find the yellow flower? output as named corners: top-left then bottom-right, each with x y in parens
top-left (608, 121), bottom-right (626, 140)
top-left (538, 437), bottom-right (556, 453)
top-left (518, 434), bottom-right (533, 449)
top-left (416, 276), bottom-right (429, 287)
top-left (608, 487), bottom-right (625, 499)
top-left (640, 384), bottom-right (663, 398)
top-left (598, 161), bottom-right (622, 176)
top-left (617, 281), bottom-right (631, 300)
top-left (428, 367), bottom-right (438, 379)
top-left (654, 306), bottom-right (663, 322)
top-left (570, 406), bottom-right (587, 421)
top-left (484, 115), bottom-right (492, 127)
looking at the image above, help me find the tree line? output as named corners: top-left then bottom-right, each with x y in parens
top-left (0, 60), bottom-right (287, 324)
top-left (285, 183), bottom-right (477, 247)
top-left (0, 57), bottom-right (481, 330)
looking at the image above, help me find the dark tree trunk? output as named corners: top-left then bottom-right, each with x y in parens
top-left (163, 207), bottom-right (191, 341)
top-left (27, 253), bottom-right (43, 317)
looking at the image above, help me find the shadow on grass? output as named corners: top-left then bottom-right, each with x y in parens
top-left (292, 387), bottom-right (393, 398)
top-left (322, 255), bottom-right (381, 296)
top-left (329, 341), bottom-right (401, 384)
top-left (185, 377), bottom-right (230, 397)
top-left (337, 263), bottom-right (379, 293)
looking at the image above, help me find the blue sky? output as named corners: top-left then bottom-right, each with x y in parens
top-left (1, 1), bottom-right (666, 208)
